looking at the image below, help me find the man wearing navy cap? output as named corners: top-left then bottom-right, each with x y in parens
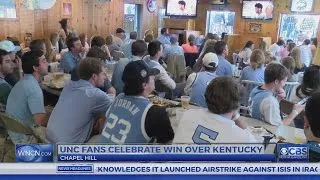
top-left (99, 60), bottom-right (174, 144)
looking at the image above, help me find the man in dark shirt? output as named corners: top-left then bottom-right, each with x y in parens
top-left (99, 60), bottom-right (174, 144)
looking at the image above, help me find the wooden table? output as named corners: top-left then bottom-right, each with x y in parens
top-left (168, 104), bottom-right (306, 144)
top-left (239, 116), bottom-right (306, 143)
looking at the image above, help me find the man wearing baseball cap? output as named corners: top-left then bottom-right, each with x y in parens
top-left (0, 40), bottom-right (23, 86)
top-left (99, 60), bottom-right (174, 144)
top-left (0, 40), bottom-right (21, 53)
top-left (184, 52), bottom-right (218, 107)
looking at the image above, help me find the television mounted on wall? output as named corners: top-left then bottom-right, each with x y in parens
top-left (165, 0), bottom-right (198, 18)
top-left (242, 0), bottom-right (274, 20)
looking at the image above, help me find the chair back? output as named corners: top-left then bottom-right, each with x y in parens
top-left (0, 113), bottom-right (33, 135)
top-left (0, 113), bottom-right (50, 143)
top-left (240, 80), bottom-right (264, 107)
top-left (283, 82), bottom-right (300, 100)
top-left (184, 53), bottom-right (198, 68)
top-left (167, 55), bottom-right (186, 83)
top-left (232, 53), bottom-right (239, 64)
top-left (112, 50), bottom-right (125, 61)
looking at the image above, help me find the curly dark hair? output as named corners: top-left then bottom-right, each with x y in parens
top-left (205, 77), bottom-right (242, 114)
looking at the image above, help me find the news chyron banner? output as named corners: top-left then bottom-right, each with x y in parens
top-left (0, 163), bottom-right (319, 175)
top-left (14, 143), bottom-right (311, 163)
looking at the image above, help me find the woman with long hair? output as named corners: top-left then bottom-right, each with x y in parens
top-left (259, 41), bottom-right (274, 64)
top-left (290, 65), bottom-right (320, 128)
top-left (281, 56), bottom-right (298, 82)
top-left (291, 65), bottom-right (320, 102)
top-left (198, 33), bottom-right (219, 56)
top-left (58, 18), bottom-right (76, 51)
top-left (240, 49), bottom-right (265, 82)
top-left (59, 18), bottom-right (72, 39)
top-left (238, 40), bottom-right (254, 65)
top-left (290, 47), bottom-right (307, 73)
top-left (79, 33), bottom-right (89, 58)
top-left (193, 39), bottom-right (217, 72)
top-left (286, 42), bottom-right (296, 56)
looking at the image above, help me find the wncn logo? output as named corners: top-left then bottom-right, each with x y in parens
top-left (15, 144), bottom-right (54, 162)
top-left (277, 144), bottom-right (308, 162)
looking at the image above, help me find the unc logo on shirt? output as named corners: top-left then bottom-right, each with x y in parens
top-left (192, 125), bottom-right (219, 144)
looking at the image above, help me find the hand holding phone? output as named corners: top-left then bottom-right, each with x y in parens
top-left (297, 98), bottom-right (308, 105)
top-left (292, 103), bottom-right (305, 115)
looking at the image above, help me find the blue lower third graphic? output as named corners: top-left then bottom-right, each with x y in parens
top-left (277, 144), bottom-right (308, 162)
top-left (15, 144), bottom-right (54, 162)
top-left (57, 154), bottom-right (275, 162)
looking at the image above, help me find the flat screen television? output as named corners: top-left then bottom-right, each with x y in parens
top-left (242, 0), bottom-right (274, 20)
top-left (165, 0), bottom-right (198, 18)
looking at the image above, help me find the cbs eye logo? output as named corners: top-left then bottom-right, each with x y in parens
top-left (280, 148), bottom-right (288, 155)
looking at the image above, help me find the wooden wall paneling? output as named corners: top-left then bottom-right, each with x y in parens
top-left (0, 0), bottom-right (161, 44)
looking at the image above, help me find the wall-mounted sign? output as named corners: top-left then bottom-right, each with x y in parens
top-left (291, 0), bottom-right (314, 12)
top-left (249, 23), bottom-right (262, 33)
top-left (62, 2), bottom-right (72, 17)
top-left (147, 0), bottom-right (157, 13)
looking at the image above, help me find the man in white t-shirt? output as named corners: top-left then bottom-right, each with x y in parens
top-left (173, 76), bottom-right (256, 144)
top-left (269, 40), bottom-right (285, 57)
top-left (299, 39), bottom-right (313, 67)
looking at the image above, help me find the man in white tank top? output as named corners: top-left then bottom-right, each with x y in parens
top-left (173, 77), bottom-right (256, 144)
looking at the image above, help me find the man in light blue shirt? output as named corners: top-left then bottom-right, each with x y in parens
top-left (299, 39), bottom-right (313, 67)
top-left (163, 34), bottom-right (184, 59)
top-left (112, 40), bottom-right (147, 94)
top-left (157, 28), bottom-right (171, 46)
top-left (121, 32), bottom-right (137, 58)
top-left (60, 37), bottom-right (82, 80)
top-left (186, 52), bottom-right (218, 107)
top-left (6, 51), bottom-right (49, 143)
top-left (46, 58), bottom-right (113, 143)
top-left (214, 41), bottom-right (233, 77)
